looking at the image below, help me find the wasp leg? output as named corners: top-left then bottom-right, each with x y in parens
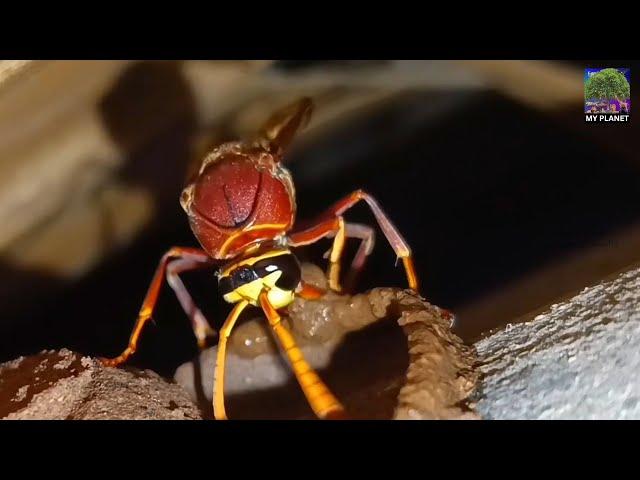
top-left (325, 216), bottom-right (346, 292)
top-left (289, 190), bottom-right (418, 292)
top-left (297, 281), bottom-right (326, 300)
top-left (287, 217), bottom-right (343, 292)
top-left (259, 291), bottom-right (347, 419)
top-left (342, 223), bottom-right (375, 293)
top-left (167, 258), bottom-right (217, 349)
top-left (287, 216), bottom-right (341, 247)
top-left (320, 222), bottom-right (375, 293)
top-left (100, 247), bottom-right (212, 368)
top-left (322, 221), bottom-right (376, 292)
top-left (287, 218), bottom-right (375, 293)
top-left (213, 300), bottom-right (248, 420)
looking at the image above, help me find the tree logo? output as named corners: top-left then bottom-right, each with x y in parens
top-left (585, 68), bottom-right (630, 123)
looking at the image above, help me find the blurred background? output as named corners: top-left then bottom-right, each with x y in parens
top-left (1, 59), bottom-right (638, 377)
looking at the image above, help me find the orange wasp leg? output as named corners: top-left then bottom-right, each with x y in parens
top-left (287, 190), bottom-right (418, 291)
top-left (213, 300), bottom-right (249, 420)
top-left (297, 281), bottom-right (326, 300)
top-left (100, 247), bottom-right (213, 368)
top-left (320, 221), bottom-right (376, 293)
top-left (287, 216), bottom-right (343, 291)
top-left (325, 190), bottom-right (417, 291)
top-left (259, 291), bottom-right (346, 419)
top-left (287, 218), bottom-right (375, 293)
top-left (326, 216), bottom-right (346, 292)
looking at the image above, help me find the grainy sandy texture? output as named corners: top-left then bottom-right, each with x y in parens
top-left (175, 264), bottom-right (479, 419)
top-left (476, 266), bottom-right (640, 420)
top-left (0, 349), bottom-right (201, 420)
top-left (391, 290), bottom-right (479, 420)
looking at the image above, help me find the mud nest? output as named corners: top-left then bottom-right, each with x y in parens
top-left (175, 264), bottom-right (480, 420)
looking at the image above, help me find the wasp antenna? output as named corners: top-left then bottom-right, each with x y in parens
top-left (256, 97), bottom-right (315, 157)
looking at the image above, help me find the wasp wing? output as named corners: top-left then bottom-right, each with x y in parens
top-left (253, 97), bottom-right (314, 157)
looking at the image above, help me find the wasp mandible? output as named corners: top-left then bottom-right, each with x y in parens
top-left (101, 98), bottom-right (419, 420)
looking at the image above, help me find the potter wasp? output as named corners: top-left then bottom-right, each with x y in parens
top-left (101, 98), bottom-right (419, 420)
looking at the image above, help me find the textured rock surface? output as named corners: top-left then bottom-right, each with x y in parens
top-left (176, 264), bottom-right (478, 419)
top-left (476, 265), bottom-right (640, 420)
top-left (0, 349), bottom-right (201, 419)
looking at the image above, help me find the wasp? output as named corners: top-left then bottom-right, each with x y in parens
top-left (100, 98), bottom-right (419, 420)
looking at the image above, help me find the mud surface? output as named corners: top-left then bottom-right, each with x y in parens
top-left (0, 349), bottom-right (201, 419)
top-left (176, 265), bottom-right (479, 419)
